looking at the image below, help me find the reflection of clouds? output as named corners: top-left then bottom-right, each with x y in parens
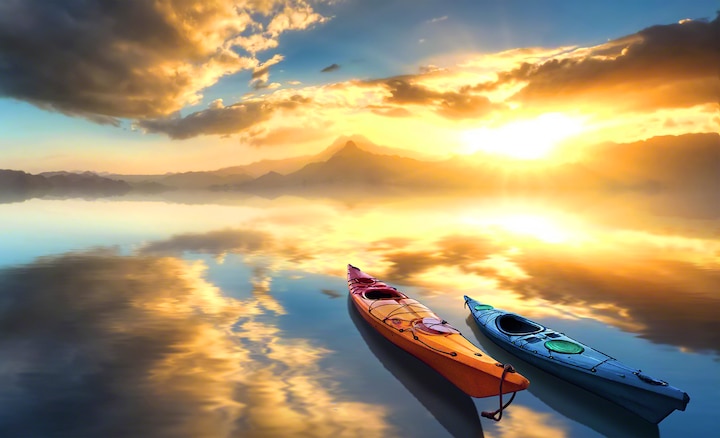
top-left (140, 228), bottom-right (273, 255)
top-left (139, 227), bottom-right (314, 265)
top-left (135, 198), bottom-right (720, 355)
top-left (249, 264), bottom-right (286, 315)
top-left (487, 406), bottom-right (567, 438)
top-left (0, 251), bottom-right (390, 437)
top-left (0, 253), bottom-right (244, 437)
top-left (244, 371), bottom-right (389, 438)
top-left (382, 234), bottom-right (502, 283)
top-left (500, 251), bottom-right (720, 354)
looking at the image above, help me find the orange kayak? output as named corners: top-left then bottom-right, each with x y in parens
top-left (347, 264), bottom-right (529, 399)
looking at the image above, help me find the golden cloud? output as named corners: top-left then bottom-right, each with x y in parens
top-left (0, 0), bottom-right (330, 121)
top-left (496, 15), bottom-right (720, 113)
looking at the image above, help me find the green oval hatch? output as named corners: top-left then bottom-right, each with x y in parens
top-left (545, 340), bottom-right (584, 354)
top-left (474, 304), bottom-right (494, 311)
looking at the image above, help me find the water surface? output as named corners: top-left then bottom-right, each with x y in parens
top-left (0, 192), bottom-right (717, 437)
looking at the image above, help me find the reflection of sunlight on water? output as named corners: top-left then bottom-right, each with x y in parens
top-left (481, 254), bottom-right (530, 280)
top-left (461, 212), bottom-right (583, 244)
top-left (607, 229), bottom-right (720, 266)
top-left (497, 214), bottom-right (574, 244)
top-left (7, 194), bottom-right (720, 353)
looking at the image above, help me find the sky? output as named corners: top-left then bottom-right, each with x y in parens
top-left (0, 0), bottom-right (718, 174)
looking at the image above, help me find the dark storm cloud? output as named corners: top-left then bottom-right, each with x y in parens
top-left (321, 63), bottom-right (340, 72)
top-left (136, 95), bottom-right (312, 139)
top-left (0, 252), bottom-right (244, 437)
top-left (496, 15), bottom-right (720, 111)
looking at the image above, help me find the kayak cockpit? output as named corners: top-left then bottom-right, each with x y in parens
top-left (497, 314), bottom-right (544, 335)
top-left (363, 287), bottom-right (407, 300)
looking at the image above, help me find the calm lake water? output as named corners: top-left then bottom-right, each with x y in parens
top-left (0, 192), bottom-right (717, 437)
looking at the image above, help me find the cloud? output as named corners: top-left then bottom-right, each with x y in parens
top-left (135, 95), bottom-right (312, 139)
top-left (246, 125), bottom-right (334, 147)
top-left (0, 0), bottom-right (329, 121)
top-left (496, 15), bottom-right (720, 112)
top-left (380, 78), bottom-right (503, 119)
top-left (251, 54), bottom-right (285, 90)
top-left (427, 16), bottom-right (449, 24)
top-left (370, 106), bottom-right (413, 118)
top-left (321, 63), bottom-right (341, 73)
top-left (266, 3), bottom-right (329, 37)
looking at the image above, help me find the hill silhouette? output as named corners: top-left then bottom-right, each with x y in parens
top-left (0, 170), bottom-right (130, 203)
top-left (3, 133), bottom-right (717, 199)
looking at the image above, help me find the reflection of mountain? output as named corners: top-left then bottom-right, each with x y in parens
top-left (464, 316), bottom-right (659, 438)
top-left (40, 171), bottom-right (131, 195)
top-left (348, 298), bottom-right (484, 438)
top-left (0, 169), bottom-right (51, 202)
top-left (0, 169), bottom-right (130, 203)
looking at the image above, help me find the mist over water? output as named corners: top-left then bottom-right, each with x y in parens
top-left (0, 192), bottom-right (717, 437)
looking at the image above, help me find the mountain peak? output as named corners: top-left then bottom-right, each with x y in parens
top-left (331, 140), bottom-right (367, 159)
top-left (343, 140), bottom-right (359, 150)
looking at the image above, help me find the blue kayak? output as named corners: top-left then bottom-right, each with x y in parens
top-left (464, 296), bottom-right (690, 424)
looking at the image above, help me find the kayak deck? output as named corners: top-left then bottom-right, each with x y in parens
top-left (465, 295), bottom-right (690, 423)
top-left (348, 265), bottom-right (529, 398)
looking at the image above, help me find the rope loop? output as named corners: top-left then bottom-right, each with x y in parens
top-left (481, 364), bottom-right (518, 422)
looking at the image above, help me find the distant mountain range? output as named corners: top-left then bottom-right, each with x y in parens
top-left (0, 169), bottom-right (131, 202)
top-left (2, 132), bottom-right (718, 203)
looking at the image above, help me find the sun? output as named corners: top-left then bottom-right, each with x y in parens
top-left (461, 113), bottom-right (586, 160)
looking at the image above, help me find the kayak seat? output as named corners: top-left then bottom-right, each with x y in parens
top-left (363, 288), bottom-right (406, 300)
top-left (497, 314), bottom-right (544, 335)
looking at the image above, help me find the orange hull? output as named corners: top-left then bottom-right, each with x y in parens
top-left (347, 264), bottom-right (529, 398)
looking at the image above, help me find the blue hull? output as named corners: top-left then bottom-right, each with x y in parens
top-left (465, 296), bottom-right (690, 424)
